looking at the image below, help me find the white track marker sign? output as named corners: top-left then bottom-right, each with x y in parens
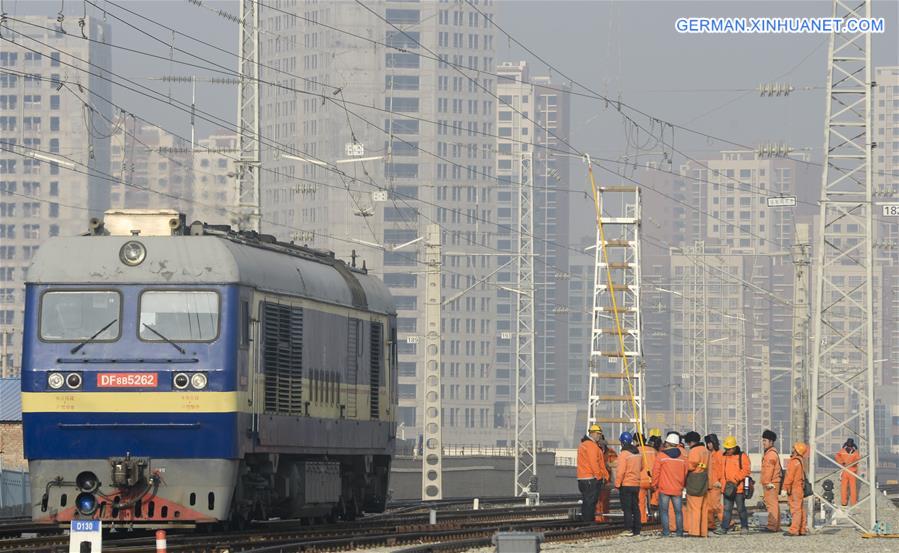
top-left (69, 520), bottom-right (101, 552)
top-left (881, 203), bottom-right (899, 217)
top-left (767, 196), bottom-right (797, 207)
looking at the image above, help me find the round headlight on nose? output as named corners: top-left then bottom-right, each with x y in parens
top-left (65, 373), bottom-right (82, 389)
top-left (119, 240), bottom-right (147, 266)
top-left (173, 373), bottom-right (190, 390)
top-left (48, 372), bottom-right (65, 389)
top-left (190, 373), bottom-right (208, 390)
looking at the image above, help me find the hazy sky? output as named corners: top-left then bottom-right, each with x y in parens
top-left (7, 0), bottom-right (898, 240)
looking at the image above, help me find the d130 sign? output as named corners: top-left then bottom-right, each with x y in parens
top-left (97, 373), bottom-right (159, 388)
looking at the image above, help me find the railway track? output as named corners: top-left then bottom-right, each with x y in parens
top-left (0, 503), bottom-right (584, 553)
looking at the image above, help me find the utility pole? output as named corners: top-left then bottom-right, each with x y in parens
top-left (737, 317), bottom-right (749, 449)
top-left (236, 0), bottom-right (261, 232)
top-left (809, 0), bottom-right (877, 530)
top-left (791, 224), bottom-right (811, 445)
top-left (421, 224), bottom-right (443, 500)
top-left (514, 153), bottom-right (537, 499)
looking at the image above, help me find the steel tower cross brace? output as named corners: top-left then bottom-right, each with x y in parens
top-left (421, 224), bottom-right (443, 500)
top-left (587, 185), bottom-right (644, 444)
top-left (514, 153), bottom-right (538, 498)
top-left (236, 0), bottom-right (261, 232)
top-left (809, 0), bottom-right (877, 531)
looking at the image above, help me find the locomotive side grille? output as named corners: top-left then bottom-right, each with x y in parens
top-left (262, 302), bottom-right (304, 415)
top-left (346, 318), bottom-right (361, 419)
top-left (370, 322), bottom-right (382, 420)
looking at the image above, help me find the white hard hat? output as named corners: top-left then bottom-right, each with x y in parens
top-left (665, 432), bottom-right (681, 445)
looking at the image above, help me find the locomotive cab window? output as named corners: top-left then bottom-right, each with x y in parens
top-left (40, 291), bottom-right (121, 341)
top-left (139, 291), bottom-right (219, 342)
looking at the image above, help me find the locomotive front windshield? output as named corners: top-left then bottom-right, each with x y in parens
top-left (39, 291), bottom-right (120, 341)
top-left (139, 290), bottom-right (219, 342)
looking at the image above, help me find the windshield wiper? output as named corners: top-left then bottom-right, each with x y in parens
top-left (70, 319), bottom-right (118, 354)
top-left (142, 324), bottom-right (186, 354)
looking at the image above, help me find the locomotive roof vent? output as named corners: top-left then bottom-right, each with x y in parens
top-left (94, 209), bottom-right (185, 237)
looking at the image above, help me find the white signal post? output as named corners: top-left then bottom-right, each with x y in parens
top-left (69, 520), bottom-right (101, 553)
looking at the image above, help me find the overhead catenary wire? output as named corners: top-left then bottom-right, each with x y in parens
top-left (7, 6), bottom-right (864, 307)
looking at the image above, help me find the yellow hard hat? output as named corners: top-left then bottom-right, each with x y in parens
top-left (588, 424), bottom-right (603, 433)
top-left (723, 436), bottom-right (738, 449)
top-left (793, 442), bottom-right (808, 456)
top-left (648, 428), bottom-right (662, 438)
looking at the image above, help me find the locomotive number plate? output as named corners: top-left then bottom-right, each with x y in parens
top-left (97, 373), bottom-right (159, 388)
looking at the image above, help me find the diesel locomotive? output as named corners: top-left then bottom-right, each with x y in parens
top-left (21, 210), bottom-right (397, 526)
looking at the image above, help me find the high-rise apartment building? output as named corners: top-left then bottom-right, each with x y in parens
top-left (260, 1), bottom-right (505, 444)
top-left (109, 120), bottom-right (193, 215)
top-left (0, 17), bottom-right (112, 376)
top-left (494, 61), bottom-right (571, 406)
top-left (680, 150), bottom-right (815, 253)
top-left (191, 132), bottom-right (238, 225)
top-left (875, 66), bottom-right (899, 249)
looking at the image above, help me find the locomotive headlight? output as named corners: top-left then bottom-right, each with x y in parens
top-left (119, 240), bottom-right (147, 266)
top-left (65, 372), bottom-right (82, 389)
top-left (173, 372), bottom-right (190, 390)
top-left (47, 372), bottom-right (65, 389)
top-left (190, 373), bottom-right (208, 390)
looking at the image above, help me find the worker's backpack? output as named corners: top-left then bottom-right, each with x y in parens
top-left (799, 458), bottom-right (813, 498)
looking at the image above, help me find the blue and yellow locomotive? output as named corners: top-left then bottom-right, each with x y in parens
top-left (22, 210), bottom-right (397, 526)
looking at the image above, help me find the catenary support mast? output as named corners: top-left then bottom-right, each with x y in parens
top-left (809, 0), bottom-right (876, 530)
top-left (514, 154), bottom-right (538, 497)
top-left (236, 0), bottom-right (261, 231)
top-left (421, 225), bottom-right (443, 500)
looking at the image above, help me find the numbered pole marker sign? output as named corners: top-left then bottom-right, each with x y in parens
top-left (881, 204), bottom-right (899, 217)
top-left (69, 520), bottom-right (101, 553)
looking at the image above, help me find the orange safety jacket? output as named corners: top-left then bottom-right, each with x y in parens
top-left (651, 447), bottom-right (689, 496)
top-left (835, 448), bottom-right (860, 474)
top-left (720, 451), bottom-right (751, 493)
top-left (577, 437), bottom-right (608, 480)
top-left (615, 447), bottom-right (643, 488)
top-left (639, 445), bottom-right (657, 489)
top-left (688, 444), bottom-right (711, 476)
top-left (761, 447), bottom-right (782, 486)
top-left (782, 454), bottom-right (806, 492)
top-left (708, 449), bottom-right (724, 485)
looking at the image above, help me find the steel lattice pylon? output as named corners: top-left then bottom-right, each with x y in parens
top-left (236, 0), bottom-right (261, 232)
top-left (514, 153), bottom-right (537, 497)
top-left (587, 184), bottom-right (644, 444)
top-left (809, 0), bottom-right (877, 531)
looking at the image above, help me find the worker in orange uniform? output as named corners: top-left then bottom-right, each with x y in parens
top-left (835, 438), bottom-right (860, 506)
top-left (782, 442), bottom-right (809, 536)
top-left (615, 432), bottom-right (643, 536)
top-left (760, 429), bottom-right (782, 532)
top-left (651, 432), bottom-right (689, 537)
top-left (637, 433), bottom-right (658, 523)
top-left (667, 433), bottom-right (687, 533)
top-left (704, 434), bottom-right (724, 532)
top-left (595, 431), bottom-right (617, 522)
top-left (576, 424), bottom-right (607, 523)
top-left (683, 431), bottom-right (710, 537)
top-left (713, 436), bottom-right (751, 534)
